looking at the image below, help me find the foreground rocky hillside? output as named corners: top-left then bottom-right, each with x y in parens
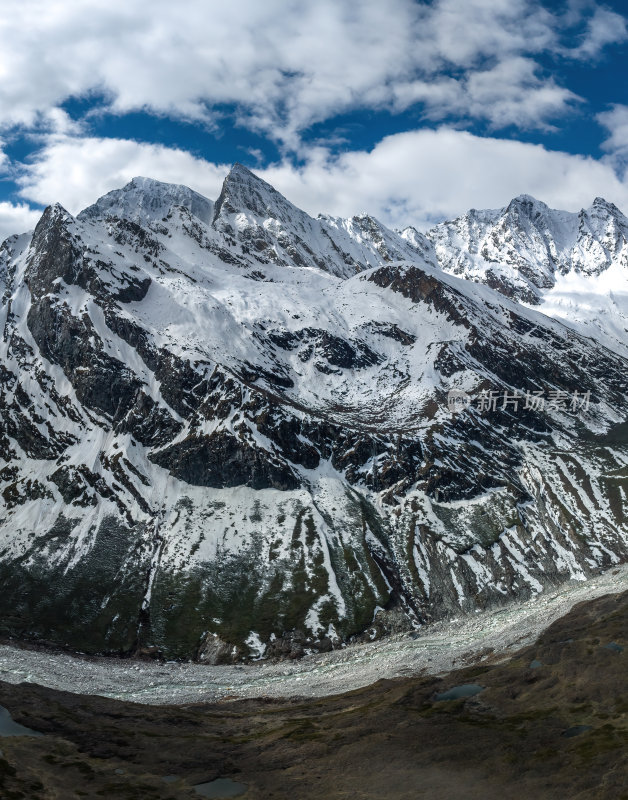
top-left (0, 165), bottom-right (626, 659)
top-left (1, 586), bottom-right (627, 799)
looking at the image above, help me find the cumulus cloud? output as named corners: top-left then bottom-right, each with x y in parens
top-left (572, 6), bottom-right (628, 59)
top-left (0, 202), bottom-right (42, 241)
top-left (598, 104), bottom-right (628, 173)
top-left (15, 129), bottom-right (628, 233)
top-left (17, 136), bottom-right (230, 214)
top-left (390, 57), bottom-right (580, 131)
top-left (462, 58), bottom-right (580, 130)
top-left (0, 144), bottom-right (41, 240)
top-left (0, 0), bottom-right (623, 146)
top-left (264, 129), bottom-right (628, 228)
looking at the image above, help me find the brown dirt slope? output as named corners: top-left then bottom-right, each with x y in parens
top-left (0, 587), bottom-right (626, 799)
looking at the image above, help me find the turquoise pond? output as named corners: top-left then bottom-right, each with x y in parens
top-left (563, 725), bottom-right (592, 738)
top-left (0, 706), bottom-right (43, 738)
top-left (434, 684), bottom-right (484, 701)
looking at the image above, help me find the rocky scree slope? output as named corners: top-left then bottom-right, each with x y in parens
top-left (0, 165), bottom-right (626, 661)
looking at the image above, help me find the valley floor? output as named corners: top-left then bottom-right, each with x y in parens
top-left (1, 568), bottom-right (628, 799)
top-left (1, 563), bottom-right (628, 704)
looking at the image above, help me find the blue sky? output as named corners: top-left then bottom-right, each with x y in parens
top-left (1, 0), bottom-right (627, 239)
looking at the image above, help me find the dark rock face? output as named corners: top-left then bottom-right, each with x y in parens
top-left (0, 172), bottom-right (627, 662)
top-left (26, 205), bottom-right (152, 304)
top-left (367, 264), bottom-right (473, 328)
top-left (28, 299), bottom-right (140, 417)
top-left (268, 326), bottom-right (381, 371)
top-left (150, 430), bottom-right (300, 490)
top-left (363, 321), bottom-right (417, 345)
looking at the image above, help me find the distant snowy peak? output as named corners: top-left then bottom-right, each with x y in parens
top-left (426, 194), bottom-right (628, 303)
top-left (79, 176), bottom-right (215, 227)
top-left (422, 193), bottom-right (628, 356)
top-left (322, 214), bottom-right (438, 270)
top-left (396, 224), bottom-right (440, 268)
top-left (573, 197), bottom-right (628, 275)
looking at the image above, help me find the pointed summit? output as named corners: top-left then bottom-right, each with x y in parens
top-left (591, 196), bottom-right (616, 209)
top-left (212, 162), bottom-right (305, 229)
top-left (229, 161), bottom-right (259, 178)
top-left (509, 193), bottom-right (544, 205)
top-left (30, 202), bottom-right (74, 245)
top-left (505, 194), bottom-right (549, 219)
top-left (582, 197), bottom-right (628, 233)
top-left (398, 225), bottom-right (439, 268)
top-left (26, 202), bottom-right (81, 297)
top-left (587, 196), bottom-right (625, 219)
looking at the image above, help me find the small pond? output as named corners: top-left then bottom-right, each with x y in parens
top-left (193, 777), bottom-right (248, 798)
top-left (0, 706), bottom-right (44, 738)
top-left (434, 684), bottom-right (484, 702)
top-left (563, 725), bottom-right (592, 738)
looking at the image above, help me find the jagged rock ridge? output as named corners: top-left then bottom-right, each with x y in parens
top-left (415, 194), bottom-right (628, 355)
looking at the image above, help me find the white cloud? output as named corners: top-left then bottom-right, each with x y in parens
top-left (0, 201), bottom-right (41, 241)
top-left (463, 58), bottom-right (580, 130)
top-left (572, 6), bottom-right (628, 59)
top-left (17, 136), bottom-right (229, 214)
top-left (15, 129), bottom-right (628, 233)
top-left (390, 57), bottom-right (580, 131)
top-left (0, 0), bottom-right (622, 146)
top-left (263, 129), bottom-right (628, 228)
top-left (416, 0), bottom-right (556, 67)
top-left (598, 104), bottom-right (628, 173)
top-left (0, 144), bottom-right (42, 240)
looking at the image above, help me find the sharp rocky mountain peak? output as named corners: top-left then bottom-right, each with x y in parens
top-left (0, 169), bottom-right (626, 662)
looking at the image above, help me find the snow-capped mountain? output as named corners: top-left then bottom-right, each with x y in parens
top-left (0, 166), bottom-right (626, 661)
top-left (418, 195), bottom-right (628, 356)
